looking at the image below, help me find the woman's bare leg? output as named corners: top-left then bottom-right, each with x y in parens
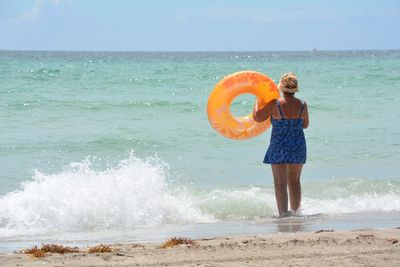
top-left (286, 164), bottom-right (303, 212)
top-left (271, 164), bottom-right (288, 215)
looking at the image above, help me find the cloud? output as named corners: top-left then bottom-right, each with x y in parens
top-left (19, 0), bottom-right (45, 21)
top-left (11, 0), bottom-right (63, 23)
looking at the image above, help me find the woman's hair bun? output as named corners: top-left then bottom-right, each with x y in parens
top-left (280, 73), bottom-right (298, 89)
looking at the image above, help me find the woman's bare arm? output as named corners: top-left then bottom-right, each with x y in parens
top-left (302, 102), bottom-right (309, 129)
top-left (253, 99), bottom-right (276, 122)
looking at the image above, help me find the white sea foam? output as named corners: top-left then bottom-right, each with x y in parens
top-left (1, 154), bottom-right (399, 238)
top-left (0, 154), bottom-right (213, 237)
top-left (196, 186), bottom-right (400, 219)
top-left (195, 187), bottom-right (276, 220)
top-left (302, 193), bottom-right (400, 214)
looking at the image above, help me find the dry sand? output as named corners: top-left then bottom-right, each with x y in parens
top-left (1, 228), bottom-right (399, 267)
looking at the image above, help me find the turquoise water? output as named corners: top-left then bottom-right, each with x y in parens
top-left (0, 50), bottom-right (400, 250)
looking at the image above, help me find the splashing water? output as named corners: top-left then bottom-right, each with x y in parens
top-left (0, 154), bottom-right (213, 237)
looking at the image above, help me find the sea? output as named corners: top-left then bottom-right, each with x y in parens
top-left (0, 50), bottom-right (399, 251)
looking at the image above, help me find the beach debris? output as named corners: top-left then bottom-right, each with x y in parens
top-left (88, 244), bottom-right (113, 253)
top-left (23, 244), bottom-right (79, 258)
top-left (23, 243), bottom-right (114, 257)
top-left (287, 239), bottom-right (306, 245)
top-left (359, 234), bottom-right (374, 238)
top-left (200, 237), bottom-right (216, 241)
top-left (130, 243), bottom-right (144, 248)
top-left (23, 246), bottom-right (45, 258)
top-left (41, 244), bottom-right (80, 254)
top-left (160, 237), bottom-right (196, 248)
top-left (314, 229), bottom-right (334, 234)
top-left (387, 238), bottom-right (398, 244)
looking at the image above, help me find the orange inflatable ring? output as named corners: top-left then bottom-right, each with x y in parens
top-left (207, 71), bottom-right (280, 140)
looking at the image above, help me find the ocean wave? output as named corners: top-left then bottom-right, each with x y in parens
top-left (29, 68), bottom-right (62, 74)
top-left (0, 154), bottom-right (399, 237)
top-left (194, 187), bottom-right (276, 220)
top-left (126, 100), bottom-right (199, 111)
top-left (0, 100), bottom-right (200, 112)
top-left (302, 193), bottom-right (400, 214)
top-left (0, 154), bottom-right (213, 237)
top-left (195, 178), bottom-right (400, 220)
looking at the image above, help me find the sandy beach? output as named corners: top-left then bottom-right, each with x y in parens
top-left (1, 228), bottom-right (398, 267)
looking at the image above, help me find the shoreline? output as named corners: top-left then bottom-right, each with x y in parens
top-left (1, 228), bottom-right (399, 267)
top-left (1, 211), bottom-right (400, 253)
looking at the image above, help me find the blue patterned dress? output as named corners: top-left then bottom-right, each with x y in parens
top-left (263, 100), bottom-right (307, 164)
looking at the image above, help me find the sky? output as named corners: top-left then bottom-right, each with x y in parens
top-left (0, 0), bottom-right (399, 51)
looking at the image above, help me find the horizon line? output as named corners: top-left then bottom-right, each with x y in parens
top-left (1, 48), bottom-right (399, 53)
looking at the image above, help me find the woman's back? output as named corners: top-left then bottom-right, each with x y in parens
top-left (272, 97), bottom-right (305, 120)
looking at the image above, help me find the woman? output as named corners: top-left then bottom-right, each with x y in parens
top-left (253, 73), bottom-right (309, 217)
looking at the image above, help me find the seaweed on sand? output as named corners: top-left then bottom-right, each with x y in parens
top-left (88, 244), bottom-right (113, 253)
top-left (23, 244), bottom-right (79, 258)
top-left (160, 237), bottom-right (196, 249)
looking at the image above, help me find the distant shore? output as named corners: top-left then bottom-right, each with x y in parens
top-left (1, 228), bottom-right (399, 267)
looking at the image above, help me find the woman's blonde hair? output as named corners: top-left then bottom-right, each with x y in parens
top-left (278, 72), bottom-right (299, 93)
